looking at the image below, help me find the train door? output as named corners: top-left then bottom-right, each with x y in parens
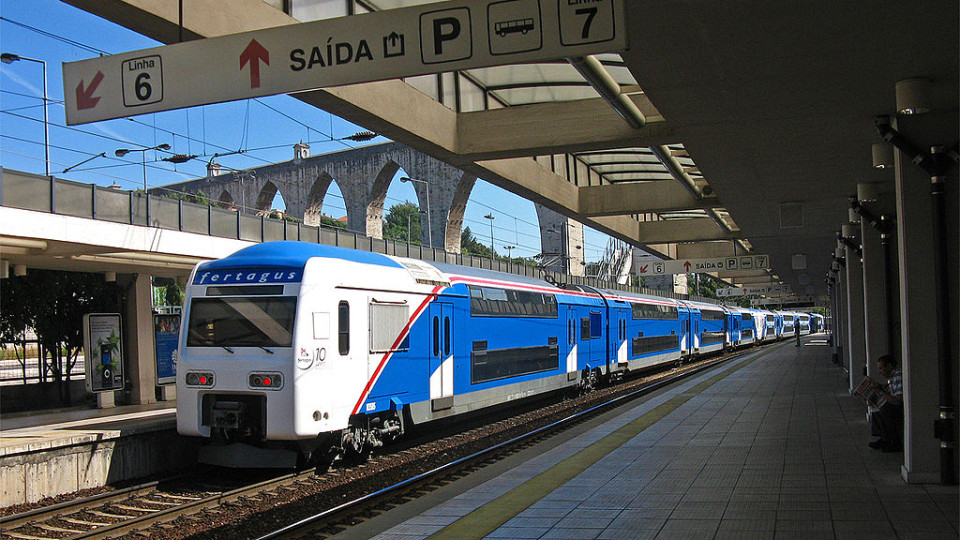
top-left (428, 302), bottom-right (453, 403)
top-left (679, 308), bottom-right (690, 357)
top-left (566, 307), bottom-right (578, 375)
top-left (616, 309), bottom-right (629, 366)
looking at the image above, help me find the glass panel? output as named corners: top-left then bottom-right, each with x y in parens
top-left (263, 218), bottom-right (284, 241)
top-left (55, 180), bottom-right (92, 217)
top-left (187, 296), bottom-right (297, 347)
top-left (285, 221), bottom-right (299, 240)
top-left (181, 201), bottom-right (209, 234)
top-left (300, 224), bottom-right (319, 243)
top-left (2, 172), bottom-right (50, 211)
top-left (211, 208), bottom-right (239, 238)
top-left (320, 227), bottom-right (338, 245)
top-left (96, 187), bottom-right (131, 223)
top-left (130, 193), bottom-right (148, 226)
top-left (239, 214), bottom-right (261, 241)
top-left (338, 301), bottom-right (349, 355)
top-left (151, 196), bottom-right (180, 229)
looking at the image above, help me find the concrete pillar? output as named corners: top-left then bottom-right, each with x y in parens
top-left (893, 110), bottom-right (959, 483)
top-left (844, 246), bottom-right (866, 393)
top-left (860, 220), bottom-right (888, 381)
top-left (835, 259), bottom-right (847, 371)
top-left (535, 205), bottom-right (585, 276)
top-left (121, 273), bottom-right (157, 405)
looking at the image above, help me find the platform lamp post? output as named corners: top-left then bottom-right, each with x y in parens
top-left (2, 53), bottom-right (49, 177)
top-left (400, 177), bottom-right (432, 248)
top-left (115, 143), bottom-right (171, 191)
top-left (407, 209), bottom-right (426, 245)
top-left (503, 244), bottom-right (515, 260)
top-left (484, 213), bottom-right (495, 258)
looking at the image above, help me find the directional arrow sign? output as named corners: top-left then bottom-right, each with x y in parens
top-left (636, 255), bottom-right (770, 276)
top-left (63, 0), bottom-right (626, 124)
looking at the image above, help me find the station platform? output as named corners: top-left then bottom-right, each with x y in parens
top-left (0, 401), bottom-right (191, 507)
top-left (337, 336), bottom-right (959, 540)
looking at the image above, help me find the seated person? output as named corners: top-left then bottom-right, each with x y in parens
top-left (869, 354), bottom-right (903, 452)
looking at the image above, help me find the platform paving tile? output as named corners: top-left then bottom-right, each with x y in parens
top-left (501, 516), bottom-right (562, 529)
top-left (596, 527), bottom-right (662, 540)
top-left (716, 518), bottom-right (777, 531)
top-left (363, 348), bottom-right (960, 540)
top-left (654, 518), bottom-right (720, 539)
top-left (681, 486), bottom-right (734, 502)
top-left (712, 531), bottom-right (775, 540)
top-left (669, 500), bottom-right (727, 520)
top-left (833, 519), bottom-right (897, 539)
top-left (538, 527), bottom-right (603, 539)
top-left (483, 527), bottom-right (550, 539)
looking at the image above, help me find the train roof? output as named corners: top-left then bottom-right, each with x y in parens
top-left (430, 261), bottom-right (559, 290)
top-left (199, 242), bottom-right (404, 272)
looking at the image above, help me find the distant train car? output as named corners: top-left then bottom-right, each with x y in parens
top-left (809, 313), bottom-right (825, 333)
top-left (682, 300), bottom-right (727, 355)
top-left (177, 242), bottom-right (696, 467)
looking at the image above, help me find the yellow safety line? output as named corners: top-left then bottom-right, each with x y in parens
top-left (427, 354), bottom-right (762, 540)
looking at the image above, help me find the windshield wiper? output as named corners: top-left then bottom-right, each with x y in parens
top-left (258, 346), bottom-right (274, 355)
top-left (221, 345), bottom-right (235, 354)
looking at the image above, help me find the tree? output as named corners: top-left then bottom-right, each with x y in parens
top-left (461, 226), bottom-right (492, 258)
top-left (382, 201), bottom-right (422, 244)
top-left (152, 277), bottom-right (184, 306)
top-left (0, 270), bottom-right (119, 402)
top-left (319, 215), bottom-right (347, 230)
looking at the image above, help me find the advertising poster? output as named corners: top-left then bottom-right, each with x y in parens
top-left (154, 314), bottom-right (180, 385)
top-left (83, 313), bottom-right (124, 393)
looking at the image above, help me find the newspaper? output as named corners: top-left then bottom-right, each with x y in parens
top-left (853, 377), bottom-right (887, 408)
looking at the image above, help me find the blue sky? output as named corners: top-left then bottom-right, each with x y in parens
top-left (0, 0), bottom-right (613, 262)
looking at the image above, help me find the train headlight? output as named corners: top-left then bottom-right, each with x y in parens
top-left (185, 372), bottom-right (215, 387)
top-left (249, 372), bottom-right (283, 390)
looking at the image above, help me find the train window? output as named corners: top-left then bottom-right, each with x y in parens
top-left (581, 318), bottom-right (591, 340)
top-left (590, 312), bottom-right (602, 338)
top-left (444, 317), bottom-right (451, 357)
top-left (467, 286), bottom-right (558, 318)
top-left (338, 301), bottom-right (350, 355)
top-left (701, 309), bottom-right (725, 321)
top-left (632, 335), bottom-right (680, 356)
top-left (630, 302), bottom-right (679, 320)
top-left (369, 301), bottom-right (410, 353)
top-left (433, 316), bottom-right (440, 356)
top-left (187, 296), bottom-right (296, 348)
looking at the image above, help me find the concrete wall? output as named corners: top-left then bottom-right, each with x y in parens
top-left (0, 421), bottom-right (195, 506)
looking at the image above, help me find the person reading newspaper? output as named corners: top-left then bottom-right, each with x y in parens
top-left (861, 355), bottom-right (903, 452)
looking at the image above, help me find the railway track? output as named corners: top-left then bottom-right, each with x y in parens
top-left (0, 344), bottom-right (768, 540)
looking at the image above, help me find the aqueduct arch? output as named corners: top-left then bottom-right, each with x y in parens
top-left (152, 142), bottom-right (584, 268)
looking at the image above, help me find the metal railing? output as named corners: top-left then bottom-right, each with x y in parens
top-left (0, 168), bottom-right (707, 302)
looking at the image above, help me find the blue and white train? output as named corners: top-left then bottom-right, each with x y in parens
top-left (176, 242), bottom-right (794, 467)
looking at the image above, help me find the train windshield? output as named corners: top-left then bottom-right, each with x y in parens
top-left (187, 297), bottom-right (297, 348)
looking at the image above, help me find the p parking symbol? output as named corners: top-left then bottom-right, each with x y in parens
top-left (421, 8), bottom-right (472, 64)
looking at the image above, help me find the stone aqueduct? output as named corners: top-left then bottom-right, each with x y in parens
top-left (154, 142), bottom-right (586, 275)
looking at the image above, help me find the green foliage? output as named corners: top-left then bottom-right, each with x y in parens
top-left (319, 214), bottom-right (347, 230)
top-left (152, 277), bottom-right (184, 306)
top-left (0, 270), bottom-right (119, 385)
top-left (383, 201), bottom-right (423, 244)
top-left (163, 189), bottom-right (213, 206)
top-left (461, 226), bottom-right (493, 258)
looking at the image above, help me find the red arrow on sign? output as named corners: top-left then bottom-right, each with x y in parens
top-left (639, 264), bottom-right (648, 273)
top-left (683, 261), bottom-right (692, 272)
top-left (240, 39), bottom-right (270, 88)
top-left (75, 71), bottom-right (104, 110)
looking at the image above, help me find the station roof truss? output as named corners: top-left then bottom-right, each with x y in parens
top-left (60, 0), bottom-right (958, 301)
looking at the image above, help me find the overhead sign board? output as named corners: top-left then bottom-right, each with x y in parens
top-left (64, 0), bottom-right (627, 124)
top-left (636, 254), bottom-right (769, 276)
top-left (717, 284), bottom-right (792, 298)
top-left (751, 296), bottom-right (814, 307)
